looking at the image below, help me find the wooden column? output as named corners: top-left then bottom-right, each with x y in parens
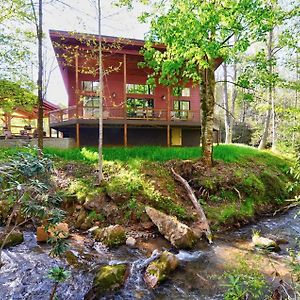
top-left (75, 52), bottom-right (79, 118)
top-left (124, 124), bottom-right (128, 147)
top-left (48, 116), bottom-right (52, 138)
top-left (123, 53), bottom-right (127, 119)
top-left (75, 52), bottom-right (80, 148)
top-left (167, 125), bottom-right (170, 147)
top-left (76, 123), bottom-right (80, 148)
top-left (167, 87), bottom-right (171, 147)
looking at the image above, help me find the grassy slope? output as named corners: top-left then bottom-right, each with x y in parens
top-left (0, 145), bottom-right (294, 230)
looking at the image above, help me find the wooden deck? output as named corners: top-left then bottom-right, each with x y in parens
top-left (49, 105), bottom-right (202, 127)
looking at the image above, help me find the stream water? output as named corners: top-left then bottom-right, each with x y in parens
top-left (0, 208), bottom-right (299, 300)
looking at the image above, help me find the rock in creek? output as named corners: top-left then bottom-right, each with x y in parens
top-left (126, 237), bottom-right (137, 248)
top-left (144, 251), bottom-right (179, 288)
top-left (36, 223), bottom-right (69, 242)
top-left (0, 231), bottom-right (24, 248)
top-left (252, 235), bottom-right (280, 252)
top-left (84, 264), bottom-right (128, 300)
top-left (145, 206), bottom-right (198, 249)
top-left (93, 225), bottom-right (126, 248)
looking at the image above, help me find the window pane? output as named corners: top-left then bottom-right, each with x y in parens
top-left (182, 88), bottom-right (190, 97)
top-left (172, 87), bottom-right (190, 97)
top-left (126, 84), bottom-right (153, 95)
top-left (92, 81), bottom-right (99, 92)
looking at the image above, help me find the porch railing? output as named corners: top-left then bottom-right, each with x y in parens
top-left (49, 105), bottom-right (201, 124)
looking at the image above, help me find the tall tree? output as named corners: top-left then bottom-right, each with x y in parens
top-left (118, 0), bottom-right (274, 166)
top-left (98, 0), bottom-right (104, 182)
top-left (30, 0), bottom-right (44, 150)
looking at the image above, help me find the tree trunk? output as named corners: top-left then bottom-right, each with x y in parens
top-left (271, 87), bottom-right (276, 151)
top-left (200, 66), bottom-right (215, 167)
top-left (98, 0), bottom-right (103, 183)
top-left (223, 63), bottom-right (231, 144)
top-left (258, 30), bottom-right (273, 150)
top-left (37, 0), bottom-right (43, 151)
top-left (229, 61), bottom-right (238, 143)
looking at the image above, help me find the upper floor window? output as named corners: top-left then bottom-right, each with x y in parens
top-left (81, 81), bottom-right (99, 92)
top-left (126, 84), bottom-right (153, 95)
top-left (81, 96), bottom-right (99, 107)
top-left (173, 87), bottom-right (190, 97)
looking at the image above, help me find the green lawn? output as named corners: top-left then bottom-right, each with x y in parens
top-left (0, 144), bottom-right (291, 171)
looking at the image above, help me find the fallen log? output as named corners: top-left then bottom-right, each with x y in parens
top-left (171, 167), bottom-right (212, 243)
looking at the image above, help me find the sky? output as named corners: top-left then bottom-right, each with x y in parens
top-left (43, 0), bottom-right (149, 106)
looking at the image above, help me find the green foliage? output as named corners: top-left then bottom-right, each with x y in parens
top-left (48, 233), bottom-right (69, 258)
top-left (87, 210), bottom-right (105, 223)
top-left (0, 149), bottom-right (64, 222)
top-left (0, 79), bottom-right (36, 112)
top-left (222, 259), bottom-right (267, 299)
top-left (48, 266), bottom-right (70, 283)
top-left (0, 0), bottom-right (34, 82)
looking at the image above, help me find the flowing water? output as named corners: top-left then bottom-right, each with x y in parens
top-left (0, 208), bottom-right (299, 300)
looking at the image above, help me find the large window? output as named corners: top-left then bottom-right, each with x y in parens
top-left (81, 96), bottom-right (99, 118)
top-left (126, 98), bottom-right (154, 118)
top-left (126, 84), bottom-right (153, 95)
top-left (173, 100), bottom-right (190, 119)
top-left (81, 81), bottom-right (99, 92)
top-left (173, 87), bottom-right (190, 97)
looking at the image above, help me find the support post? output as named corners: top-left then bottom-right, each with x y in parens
top-left (124, 124), bottom-right (128, 147)
top-left (48, 116), bottom-right (52, 137)
top-left (123, 53), bottom-right (127, 119)
top-left (75, 51), bottom-right (79, 118)
top-left (76, 123), bottom-right (80, 148)
top-left (7, 114), bottom-right (12, 131)
top-left (167, 87), bottom-right (171, 147)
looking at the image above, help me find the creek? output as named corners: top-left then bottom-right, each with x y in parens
top-left (0, 208), bottom-right (299, 300)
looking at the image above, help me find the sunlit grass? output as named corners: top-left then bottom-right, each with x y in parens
top-left (0, 144), bottom-right (291, 170)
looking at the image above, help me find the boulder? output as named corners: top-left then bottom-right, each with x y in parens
top-left (93, 225), bottom-right (126, 248)
top-left (0, 231), bottom-right (24, 248)
top-left (36, 223), bottom-right (69, 242)
top-left (84, 264), bottom-right (128, 299)
top-left (126, 237), bottom-right (136, 248)
top-left (145, 206), bottom-right (198, 249)
top-left (252, 235), bottom-right (280, 252)
top-left (144, 251), bottom-right (179, 288)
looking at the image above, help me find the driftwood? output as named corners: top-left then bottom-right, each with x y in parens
top-left (171, 168), bottom-right (212, 243)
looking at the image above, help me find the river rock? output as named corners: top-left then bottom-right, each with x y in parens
top-left (84, 264), bottom-right (128, 299)
top-left (126, 237), bottom-right (136, 247)
top-left (93, 225), bottom-right (126, 247)
top-left (252, 235), bottom-right (280, 252)
top-left (144, 251), bottom-right (179, 288)
top-left (0, 231), bottom-right (24, 248)
top-left (145, 206), bottom-right (198, 249)
top-left (36, 223), bottom-right (69, 242)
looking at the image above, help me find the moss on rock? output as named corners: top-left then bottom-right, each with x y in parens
top-left (85, 264), bottom-right (128, 298)
top-left (144, 251), bottom-right (179, 288)
top-left (94, 225), bottom-right (126, 248)
top-left (0, 231), bottom-right (24, 248)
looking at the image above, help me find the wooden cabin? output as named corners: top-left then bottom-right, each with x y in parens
top-left (49, 30), bottom-right (221, 147)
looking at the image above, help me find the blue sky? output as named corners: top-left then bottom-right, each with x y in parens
top-left (44, 0), bottom-right (149, 106)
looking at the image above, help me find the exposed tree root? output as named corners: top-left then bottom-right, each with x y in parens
top-left (171, 167), bottom-right (213, 243)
